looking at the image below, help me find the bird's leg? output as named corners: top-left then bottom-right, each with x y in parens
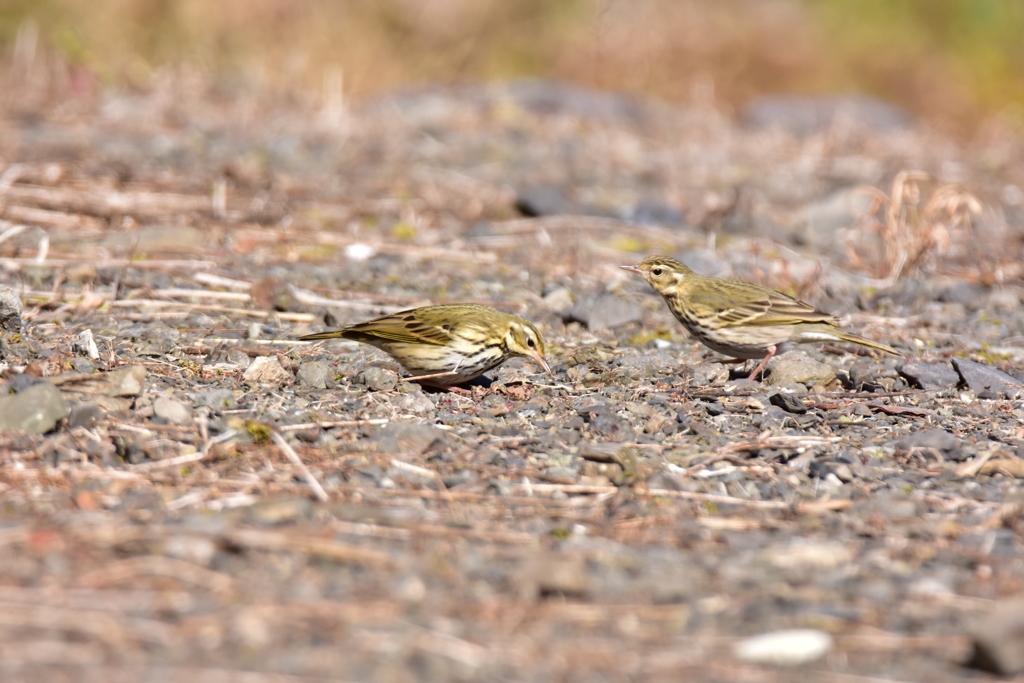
top-left (403, 371), bottom-right (459, 384)
top-left (748, 345), bottom-right (777, 381)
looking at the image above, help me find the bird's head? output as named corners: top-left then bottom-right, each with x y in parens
top-left (620, 255), bottom-right (693, 294)
top-left (504, 319), bottom-right (551, 375)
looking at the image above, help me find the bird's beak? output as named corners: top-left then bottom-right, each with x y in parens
top-left (531, 351), bottom-right (553, 376)
top-left (620, 264), bottom-right (643, 275)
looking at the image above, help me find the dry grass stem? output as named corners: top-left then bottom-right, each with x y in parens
top-left (846, 170), bottom-right (983, 283)
top-left (271, 430), bottom-right (329, 502)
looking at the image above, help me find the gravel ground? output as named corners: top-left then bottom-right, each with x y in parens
top-left (1, 76), bottom-right (1024, 682)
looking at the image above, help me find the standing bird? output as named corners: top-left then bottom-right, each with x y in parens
top-left (621, 256), bottom-right (900, 379)
top-left (297, 304), bottom-right (551, 388)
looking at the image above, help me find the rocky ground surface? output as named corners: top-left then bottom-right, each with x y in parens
top-left (1, 76), bottom-right (1024, 682)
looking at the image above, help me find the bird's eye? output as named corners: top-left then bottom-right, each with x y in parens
top-left (527, 338), bottom-right (535, 347)
top-left (652, 268), bottom-right (663, 276)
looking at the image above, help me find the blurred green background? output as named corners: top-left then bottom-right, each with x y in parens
top-left (2, 0), bottom-right (1022, 134)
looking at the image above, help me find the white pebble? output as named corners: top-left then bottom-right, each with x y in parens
top-left (733, 629), bottom-right (833, 666)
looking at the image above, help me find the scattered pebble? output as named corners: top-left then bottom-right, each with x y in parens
top-left (0, 285), bottom-right (23, 332)
top-left (0, 381), bottom-right (67, 434)
top-left (733, 629), bottom-right (834, 666)
top-left (243, 356), bottom-right (292, 384)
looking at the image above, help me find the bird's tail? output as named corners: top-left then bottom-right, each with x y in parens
top-left (836, 330), bottom-right (902, 356)
top-left (296, 330), bottom-right (346, 341)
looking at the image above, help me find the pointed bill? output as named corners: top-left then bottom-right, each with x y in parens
top-left (619, 264), bottom-right (643, 275)
top-left (529, 350), bottom-right (552, 376)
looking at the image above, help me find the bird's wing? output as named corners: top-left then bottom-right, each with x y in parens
top-left (693, 281), bottom-right (835, 327)
top-left (343, 312), bottom-right (455, 346)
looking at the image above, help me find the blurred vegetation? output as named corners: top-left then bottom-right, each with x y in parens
top-left (1, 0), bottom-right (1022, 133)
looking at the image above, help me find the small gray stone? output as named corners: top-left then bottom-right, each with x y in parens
top-left (397, 391), bottom-right (435, 415)
top-left (354, 366), bottom-right (398, 392)
top-left (296, 361), bottom-right (333, 389)
top-left (0, 381), bottom-right (68, 434)
top-left (767, 352), bottom-right (836, 387)
top-left (566, 294), bottom-right (643, 331)
top-left (104, 365), bottom-right (148, 396)
top-left (0, 285), bottom-right (23, 332)
top-left (153, 397), bottom-right (193, 426)
top-left (952, 358), bottom-right (1023, 399)
top-left (243, 355), bottom-right (292, 384)
top-left (373, 421), bottom-right (445, 456)
top-left (190, 388), bottom-right (236, 412)
top-left (967, 597), bottom-right (1024, 675)
top-left (734, 629), bottom-right (834, 666)
top-left (897, 361), bottom-right (960, 390)
top-left (69, 357), bottom-right (97, 374)
top-left (895, 428), bottom-right (964, 461)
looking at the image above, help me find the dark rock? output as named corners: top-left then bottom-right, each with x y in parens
top-left (0, 381), bottom-right (68, 434)
top-left (895, 428), bottom-right (964, 462)
top-left (69, 357), bottom-right (97, 373)
top-left (769, 392), bottom-right (808, 414)
top-left (515, 184), bottom-right (573, 217)
top-left (967, 597), bottom-right (1024, 675)
top-left (566, 294), bottom-right (643, 331)
top-left (740, 94), bottom-right (914, 135)
top-left (952, 358), bottom-right (1023, 399)
top-left (296, 361), bottom-right (333, 389)
top-left (897, 361), bottom-right (960, 390)
top-left (67, 402), bottom-right (104, 430)
top-left (0, 285), bottom-right (23, 332)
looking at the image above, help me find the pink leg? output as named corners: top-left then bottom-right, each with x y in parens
top-left (748, 345), bottom-right (777, 381)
